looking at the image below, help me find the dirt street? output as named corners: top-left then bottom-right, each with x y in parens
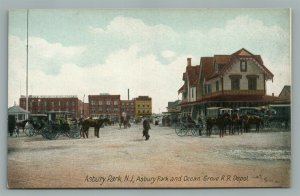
top-left (7, 124), bottom-right (291, 188)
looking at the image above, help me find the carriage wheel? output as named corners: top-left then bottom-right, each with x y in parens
top-left (69, 125), bottom-right (81, 139)
top-left (24, 127), bottom-right (34, 137)
top-left (191, 126), bottom-right (199, 136)
top-left (175, 124), bottom-right (187, 136)
top-left (41, 125), bottom-right (59, 140)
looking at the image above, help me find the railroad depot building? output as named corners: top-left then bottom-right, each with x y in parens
top-left (88, 94), bottom-right (121, 121)
top-left (178, 48), bottom-right (284, 118)
top-left (19, 95), bottom-right (84, 118)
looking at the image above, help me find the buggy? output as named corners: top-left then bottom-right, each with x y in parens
top-left (263, 104), bottom-right (290, 130)
top-left (24, 111), bottom-right (80, 140)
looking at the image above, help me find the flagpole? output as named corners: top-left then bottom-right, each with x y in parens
top-left (26, 9), bottom-right (29, 118)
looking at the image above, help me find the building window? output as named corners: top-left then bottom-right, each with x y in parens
top-left (114, 108), bottom-right (118, 112)
top-left (230, 75), bottom-right (242, 90)
top-left (216, 81), bottom-right (219, 91)
top-left (66, 101), bottom-right (69, 106)
top-left (99, 101), bottom-right (102, 105)
top-left (191, 88), bottom-right (194, 98)
top-left (207, 84), bottom-right (211, 93)
top-left (91, 100), bottom-right (95, 105)
top-left (106, 107), bottom-right (110, 112)
top-left (114, 100), bottom-right (118, 105)
top-left (247, 75), bottom-right (258, 90)
top-left (240, 60), bottom-right (247, 72)
top-left (98, 107), bottom-right (102, 112)
top-left (106, 101), bottom-right (110, 105)
top-left (91, 107), bottom-right (96, 114)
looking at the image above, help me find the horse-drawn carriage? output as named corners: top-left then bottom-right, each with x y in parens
top-left (24, 111), bottom-right (81, 140)
top-left (174, 113), bottom-right (204, 137)
top-left (175, 106), bottom-right (265, 138)
top-left (263, 104), bottom-right (290, 129)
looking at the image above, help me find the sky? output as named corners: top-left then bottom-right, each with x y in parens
top-left (8, 9), bottom-right (291, 113)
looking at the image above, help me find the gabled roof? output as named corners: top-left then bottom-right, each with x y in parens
top-left (179, 60), bottom-right (201, 92)
top-left (8, 105), bottom-right (30, 114)
top-left (200, 57), bottom-right (214, 80)
top-left (279, 85), bottom-right (291, 97)
top-left (186, 65), bottom-right (200, 86)
top-left (205, 48), bottom-right (274, 81)
top-left (178, 84), bottom-right (185, 93)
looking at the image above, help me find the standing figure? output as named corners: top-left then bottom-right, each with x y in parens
top-left (142, 118), bottom-right (151, 141)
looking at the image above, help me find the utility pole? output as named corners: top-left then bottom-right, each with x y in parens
top-left (26, 9), bottom-right (29, 119)
top-left (82, 94), bottom-right (85, 117)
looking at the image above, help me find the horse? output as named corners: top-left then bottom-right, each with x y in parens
top-left (119, 116), bottom-right (130, 129)
top-left (231, 113), bottom-right (243, 135)
top-left (206, 113), bottom-right (232, 138)
top-left (80, 118), bottom-right (110, 138)
top-left (16, 120), bottom-right (29, 133)
top-left (240, 115), bottom-right (263, 133)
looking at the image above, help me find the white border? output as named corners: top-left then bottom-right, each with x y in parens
top-left (1, 0), bottom-right (299, 196)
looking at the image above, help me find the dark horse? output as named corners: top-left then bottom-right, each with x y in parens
top-left (240, 115), bottom-right (264, 133)
top-left (206, 113), bottom-right (231, 138)
top-left (119, 116), bottom-right (130, 129)
top-left (231, 113), bottom-right (243, 135)
top-left (16, 120), bottom-right (29, 132)
top-left (80, 118), bottom-right (110, 138)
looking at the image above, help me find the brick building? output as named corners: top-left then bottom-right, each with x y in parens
top-left (134, 96), bottom-right (152, 117)
top-left (88, 94), bottom-right (121, 121)
top-left (120, 100), bottom-right (135, 119)
top-left (19, 95), bottom-right (84, 118)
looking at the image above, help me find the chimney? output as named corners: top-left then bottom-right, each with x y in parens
top-left (128, 89), bottom-right (130, 100)
top-left (272, 93), bottom-right (274, 97)
top-left (187, 58), bottom-right (192, 67)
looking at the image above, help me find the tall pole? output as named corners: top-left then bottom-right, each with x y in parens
top-left (26, 9), bottom-right (29, 118)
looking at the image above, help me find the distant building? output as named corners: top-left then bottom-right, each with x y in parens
top-left (278, 85), bottom-right (291, 101)
top-left (134, 96), bottom-right (152, 117)
top-left (8, 105), bottom-right (30, 121)
top-left (166, 100), bottom-right (181, 113)
top-left (83, 103), bottom-right (89, 117)
top-left (121, 100), bottom-right (135, 118)
top-left (88, 94), bottom-right (121, 121)
top-left (19, 95), bottom-right (83, 118)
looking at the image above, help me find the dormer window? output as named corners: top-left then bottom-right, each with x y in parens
top-left (240, 60), bottom-right (247, 72)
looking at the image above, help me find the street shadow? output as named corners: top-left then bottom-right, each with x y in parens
top-left (131, 138), bottom-right (145, 142)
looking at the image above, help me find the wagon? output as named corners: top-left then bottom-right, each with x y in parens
top-left (42, 111), bottom-right (81, 140)
top-left (24, 114), bottom-right (48, 137)
top-left (174, 113), bottom-right (204, 137)
top-left (24, 111), bottom-right (80, 140)
top-left (263, 104), bottom-right (290, 130)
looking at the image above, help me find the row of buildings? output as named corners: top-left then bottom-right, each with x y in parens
top-left (167, 48), bottom-right (290, 119)
top-left (16, 94), bottom-right (152, 121)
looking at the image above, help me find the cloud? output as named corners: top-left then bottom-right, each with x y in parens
top-left (9, 35), bottom-right (86, 75)
top-left (9, 43), bottom-right (191, 113)
top-left (161, 50), bottom-right (176, 58)
top-left (8, 14), bottom-right (290, 112)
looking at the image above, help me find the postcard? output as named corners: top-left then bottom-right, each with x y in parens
top-left (7, 8), bottom-right (291, 188)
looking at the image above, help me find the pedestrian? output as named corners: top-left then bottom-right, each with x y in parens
top-left (142, 117), bottom-right (151, 141)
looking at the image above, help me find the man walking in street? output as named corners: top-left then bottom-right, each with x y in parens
top-left (143, 117), bottom-right (151, 141)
